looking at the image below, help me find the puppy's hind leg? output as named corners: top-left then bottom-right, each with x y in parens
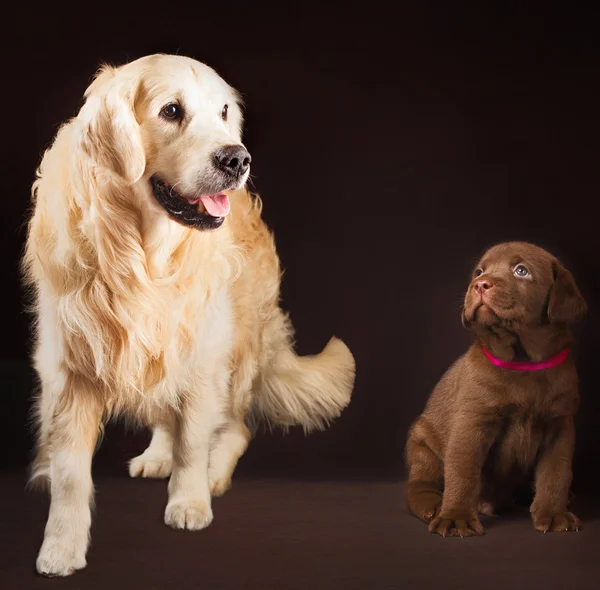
top-left (405, 420), bottom-right (444, 524)
top-left (129, 411), bottom-right (175, 479)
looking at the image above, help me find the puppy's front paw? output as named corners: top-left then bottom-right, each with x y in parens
top-left (36, 536), bottom-right (87, 577)
top-left (428, 511), bottom-right (484, 537)
top-left (532, 511), bottom-right (581, 533)
top-left (165, 500), bottom-right (213, 531)
top-left (129, 450), bottom-right (173, 479)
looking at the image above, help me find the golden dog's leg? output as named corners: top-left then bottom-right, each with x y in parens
top-left (209, 420), bottom-right (250, 497)
top-left (164, 375), bottom-right (226, 531)
top-left (129, 412), bottom-right (175, 479)
top-left (29, 376), bottom-right (61, 490)
top-left (36, 376), bottom-right (102, 577)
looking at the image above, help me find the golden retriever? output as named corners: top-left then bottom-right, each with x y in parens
top-left (23, 54), bottom-right (355, 576)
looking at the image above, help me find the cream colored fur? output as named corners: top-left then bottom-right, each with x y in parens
top-left (23, 54), bottom-right (355, 577)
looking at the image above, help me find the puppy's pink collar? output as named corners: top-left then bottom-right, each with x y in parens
top-left (481, 347), bottom-right (569, 371)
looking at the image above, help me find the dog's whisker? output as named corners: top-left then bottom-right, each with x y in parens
top-left (168, 181), bottom-right (183, 199)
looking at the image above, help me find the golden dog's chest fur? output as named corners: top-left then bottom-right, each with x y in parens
top-left (26, 164), bottom-right (280, 423)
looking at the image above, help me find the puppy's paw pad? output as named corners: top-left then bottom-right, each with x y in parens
top-left (165, 501), bottom-right (213, 531)
top-left (129, 452), bottom-right (173, 479)
top-left (36, 537), bottom-right (87, 577)
top-left (533, 511), bottom-right (581, 533)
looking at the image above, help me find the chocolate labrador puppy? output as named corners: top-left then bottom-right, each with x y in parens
top-left (405, 242), bottom-right (587, 537)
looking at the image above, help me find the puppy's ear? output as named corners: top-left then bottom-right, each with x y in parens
top-left (548, 261), bottom-right (587, 324)
top-left (77, 65), bottom-right (145, 185)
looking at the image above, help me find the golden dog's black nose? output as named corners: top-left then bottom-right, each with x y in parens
top-left (214, 145), bottom-right (251, 177)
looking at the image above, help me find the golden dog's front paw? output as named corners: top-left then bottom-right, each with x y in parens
top-left (532, 510), bottom-right (581, 533)
top-left (36, 536), bottom-right (87, 577)
top-left (129, 450), bottom-right (173, 479)
top-left (164, 500), bottom-right (213, 531)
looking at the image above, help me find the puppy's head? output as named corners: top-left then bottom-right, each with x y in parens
top-left (77, 54), bottom-right (249, 230)
top-left (462, 242), bottom-right (587, 332)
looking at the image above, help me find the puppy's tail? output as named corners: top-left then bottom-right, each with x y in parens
top-left (251, 311), bottom-right (355, 432)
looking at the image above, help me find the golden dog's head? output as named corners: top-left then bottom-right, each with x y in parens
top-left (462, 242), bottom-right (587, 332)
top-left (77, 54), bottom-right (250, 230)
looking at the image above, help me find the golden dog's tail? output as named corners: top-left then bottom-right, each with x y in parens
top-left (251, 311), bottom-right (355, 432)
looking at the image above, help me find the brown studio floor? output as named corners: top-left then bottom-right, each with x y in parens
top-left (1, 472), bottom-right (599, 590)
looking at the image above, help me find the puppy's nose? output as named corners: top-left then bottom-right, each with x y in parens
top-left (214, 145), bottom-right (251, 177)
top-left (474, 279), bottom-right (494, 293)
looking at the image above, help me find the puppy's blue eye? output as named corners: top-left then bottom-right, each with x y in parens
top-left (514, 264), bottom-right (530, 277)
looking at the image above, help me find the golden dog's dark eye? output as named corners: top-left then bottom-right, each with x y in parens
top-left (474, 268), bottom-right (483, 278)
top-left (161, 103), bottom-right (182, 121)
top-left (514, 264), bottom-right (530, 277)
top-left (221, 104), bottom-right (228, 121)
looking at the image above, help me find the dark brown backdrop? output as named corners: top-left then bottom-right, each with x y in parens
top-left (2, 5), bottom-right (599, 489)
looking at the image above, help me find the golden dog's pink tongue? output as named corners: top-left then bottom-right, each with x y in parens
top-left (199, 194), bottom-right (230, 217)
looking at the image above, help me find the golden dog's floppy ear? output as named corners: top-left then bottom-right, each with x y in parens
top-left (548, 261), bottom-right (587, 324)
top-left (78, 65), bottom-right (145, 185)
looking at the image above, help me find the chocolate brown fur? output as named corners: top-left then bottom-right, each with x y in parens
top-left (405, 242), bottom-right (587, 537)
